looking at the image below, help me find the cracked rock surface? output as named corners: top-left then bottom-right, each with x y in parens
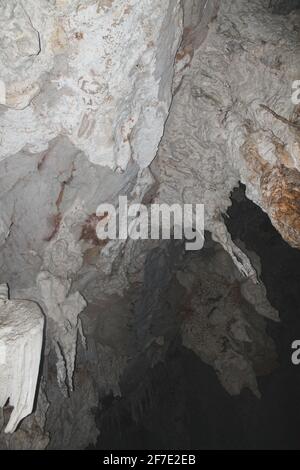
top-left (0, 0), bottom-right (299, 449)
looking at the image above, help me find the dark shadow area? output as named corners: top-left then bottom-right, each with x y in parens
top-left (269, 0), bottom-right (300, 14)
top-left (90, 185), bottom-right (300, 450)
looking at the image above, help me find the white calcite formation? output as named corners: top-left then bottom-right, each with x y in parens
top-left (0, 284), bottom-right (44, 433)
top-left (0, 0), bottom-right (182, 170)
top-left (0, 0), bottom-right (184, 446)
top-left (36, 271), bottom-right (87, 396)
top-left (156, 0), bottom-right (300, 274)
top-left (0, 0), bottom-right (299, 450)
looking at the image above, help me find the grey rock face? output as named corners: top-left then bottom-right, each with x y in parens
top-left (0, 0), bottom-right (299, 449)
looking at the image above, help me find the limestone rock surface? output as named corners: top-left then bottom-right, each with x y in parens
top-left (0, 284), bottom-right (44, 433)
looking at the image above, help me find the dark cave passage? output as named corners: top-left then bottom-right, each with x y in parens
top-left (90, 186), bottom-right (300, 451)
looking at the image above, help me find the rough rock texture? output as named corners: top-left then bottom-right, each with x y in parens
top-left (0, 0), bottom-right (183, 449)
top-left (0, 284), bottom-right (44, 433)
top-left (180, 241), bottom-right (278, 397)
top-left (154, 0), bottom-right (300, 272)
top-left (0, 0), bottom-right (182, 170)
top-left (0, 0), bottom-right (299, 450)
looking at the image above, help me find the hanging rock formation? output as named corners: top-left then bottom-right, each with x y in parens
top-left (0, 284), bottom-right (44, 433)
top-left (0, 0), bottom-right (299, 449)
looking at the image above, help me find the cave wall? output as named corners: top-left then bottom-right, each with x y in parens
top-left (0, 0), bottom-right (300, 450)
top-left (0, 0), bottom-right (183, 449)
